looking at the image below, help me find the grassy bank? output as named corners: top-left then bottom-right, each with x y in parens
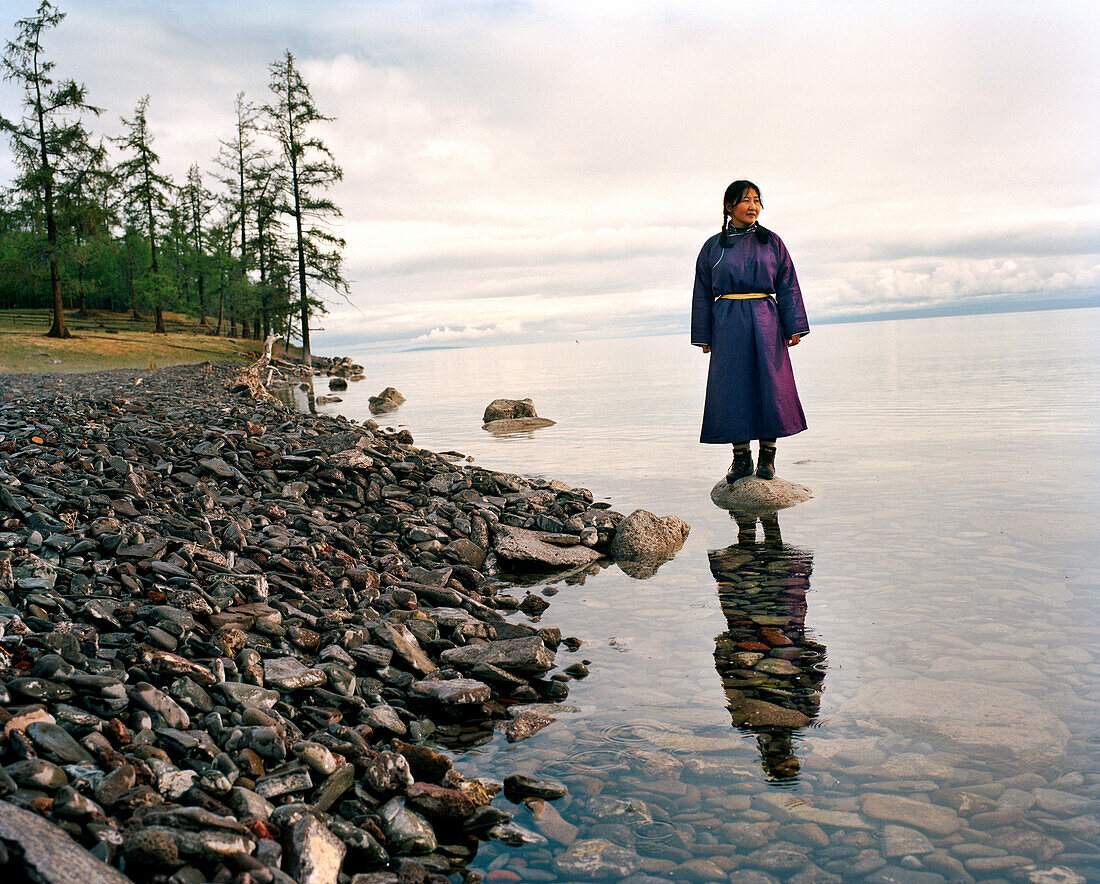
top-left (0, 309), bottom-right (267, 373)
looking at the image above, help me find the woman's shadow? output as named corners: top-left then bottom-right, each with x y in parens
top-left (709, 509), bottom-right (826, 780)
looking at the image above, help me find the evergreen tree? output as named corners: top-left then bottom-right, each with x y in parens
top-left (54, 136), bottom-right (111, 316)
top-left (0, 0), bottom-right (101, 337)
top-left (215, 93), bottom-right (265, 337)
top-left (249, 157), bottom-right (290, 340)
top-left (263, 50), bottom-right (347, 365)
top-left (115, 95), bottom-right (173, 333)
top-left (182, 164), bottom-right (212, 324)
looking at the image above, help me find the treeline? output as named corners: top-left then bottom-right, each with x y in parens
top-left (0, 2), bottom-right (347, 363)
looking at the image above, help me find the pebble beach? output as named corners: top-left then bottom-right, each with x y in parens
top-left (0, 360), bottom-right (651, 884)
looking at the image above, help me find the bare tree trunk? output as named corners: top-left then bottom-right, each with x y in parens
top-left (214, 274), bottom-right (224, 336)
top-left (127, 239), bottom-right (140, 320)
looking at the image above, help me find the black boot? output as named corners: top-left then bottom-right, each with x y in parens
top-left (756, 444), bottom-right (776, 480)
top-left (726, 448), bottom-right (754, 484)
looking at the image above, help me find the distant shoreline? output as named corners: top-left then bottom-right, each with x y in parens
top-left (343, 297), bottom-right (1099, 355)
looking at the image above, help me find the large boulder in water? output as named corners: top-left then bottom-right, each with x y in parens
top-left (369, 387), bottom-right (405, 414)
top-left (711, 476), bottom-right (813, 515)
top-left (482, 398), bottom-right (556, 433)
top-left (483, 398), bottom-right (537, 422)
top-left (608, 509), bottom-right (690, 579)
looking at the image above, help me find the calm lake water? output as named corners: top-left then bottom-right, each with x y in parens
top-left (297, 307), bottom-right (1099, 882)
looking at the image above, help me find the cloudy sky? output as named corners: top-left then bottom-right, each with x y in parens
top-left (2, 0), bottom-right (1097, 350)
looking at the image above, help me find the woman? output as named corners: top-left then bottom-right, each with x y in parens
top-left (691, 180), bottom-right (809, 483)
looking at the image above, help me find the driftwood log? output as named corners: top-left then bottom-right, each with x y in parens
top-left (227, 335), bottom-right (287, 406)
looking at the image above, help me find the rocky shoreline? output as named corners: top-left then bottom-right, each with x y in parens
top-left (0, 361), bottom-right (679, 884)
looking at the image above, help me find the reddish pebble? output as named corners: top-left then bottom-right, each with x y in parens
top-left (760, 628), bottom-right (793, 647)
top-left (487, 871), bottom-right (522, 882)
top-left (736, 641), bottom-right (771, 652)
top-left (244, 819), bottom-right (279, 840)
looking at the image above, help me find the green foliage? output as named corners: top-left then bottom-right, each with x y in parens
top-left (264, 49), bottom-right (348, 361)
top-left (0, 0), bottom-right (101, 335)
top-left (0, 6), bottom-right (348, 342)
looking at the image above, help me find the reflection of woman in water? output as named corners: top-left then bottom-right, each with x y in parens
top-left (710, 512), bottom-right (825, 779)
top-left (691, 180), bottom-right (810, 484)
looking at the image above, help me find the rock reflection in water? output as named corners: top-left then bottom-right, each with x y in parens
top-left (710, 510), bottom-right (825, 781)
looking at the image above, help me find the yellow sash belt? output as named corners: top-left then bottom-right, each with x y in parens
top-left (719, 292), bottom-right (770, 300)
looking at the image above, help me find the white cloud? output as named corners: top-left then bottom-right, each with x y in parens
top-left (1, 0), bottom-right (1097, 348)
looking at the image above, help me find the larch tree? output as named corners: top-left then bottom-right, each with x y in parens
top-left (0, 0), bottom-right (101, 338)
top-left (248, 155), bottom-right (290, 340)
top-left (214, 93), bottom-right (266, 337)
top-left (116, 95), bottom-right (173, 333)
top-left (263, 50), bottom-right (347, 366)
top-left (182, 163), bottom-right (212, 325)
top-left (55, 136), bottom-right (111, 316)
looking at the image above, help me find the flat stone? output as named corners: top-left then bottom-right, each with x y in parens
top-left (753, 658), bottom-right (801, 677)
top-left (493, 525), bottom-right (601, 570)
top-left (255, 766), bottom-right (314, 799)
top-left (372, 621), bottom-right (437, 676)
top-left (362, 751), bottom-right (414, 795)
top-left (360, 704), bottom-right (407, 736)
top-left (504, 773), bottom-right (567, 800)
top-left (864, 869), bottom-right (946, 884)
top-left (291, 815), bottom-right (346, 884)
top-left (409, 677), bottom-right (491, 705)
top-left (553, 838), bottom-right (640, 879)
top-left (862, 793), bottom-right (962, 836)
top-left (676, 858), bottom-right (729, 882)
top-left (727, 695), bottom-right (812, 728)
top-left (1033, 788), bottom-right (1093, 815)
top-left (0, 798), bottom-right (133, 884)
top-left (264, 657), bottom-right (327, 692)
top-left (217, 681), bottom-right (280, 709)
top-left (882, 824), bottom-right (935, 858)
top-left (529, 798), bottom-right (579, 844)
top-left (711, 476), bottom-right (814, 514)
top-left (226, 786), bottom-right (274, 821)
top-left (199, 457), bottom-right (236, 478)
top-left (127, 682), bottom-right (189, 729)
top-left (405, 782), bottom-right (478, 823)
top-left (844, 678), bottom-right (1070, 762)
top-left (506, 711), bottom-right (555, 742)
top-left (441, 636), bottom-right (555, 673)
top-left (26, 721), bottom-right (96, 764)
top-left (6, 758), bottom-right (69, 790)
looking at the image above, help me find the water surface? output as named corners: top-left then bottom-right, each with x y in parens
top-left (297, 308), bottom-right (1099, 881)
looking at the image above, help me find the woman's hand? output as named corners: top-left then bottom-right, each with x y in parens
top-left (698, 345), bottom-right (711, 354)
top-left (787, 334), bottom-right (801, 347)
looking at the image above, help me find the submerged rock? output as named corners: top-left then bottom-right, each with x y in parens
top-left (553, 838), bottom-right (641, 879)
top-left (844, 678), bottom-right (1071, 762)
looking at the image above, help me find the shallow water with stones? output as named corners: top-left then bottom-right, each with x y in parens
top-left (293, 307), bottom-right (1100, 882)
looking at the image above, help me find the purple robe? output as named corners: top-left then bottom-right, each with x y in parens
top-left (691, 229), bottom-right (809, 444)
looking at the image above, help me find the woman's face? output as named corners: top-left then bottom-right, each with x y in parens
top-left (726, 189), bottom-right (761, 227)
